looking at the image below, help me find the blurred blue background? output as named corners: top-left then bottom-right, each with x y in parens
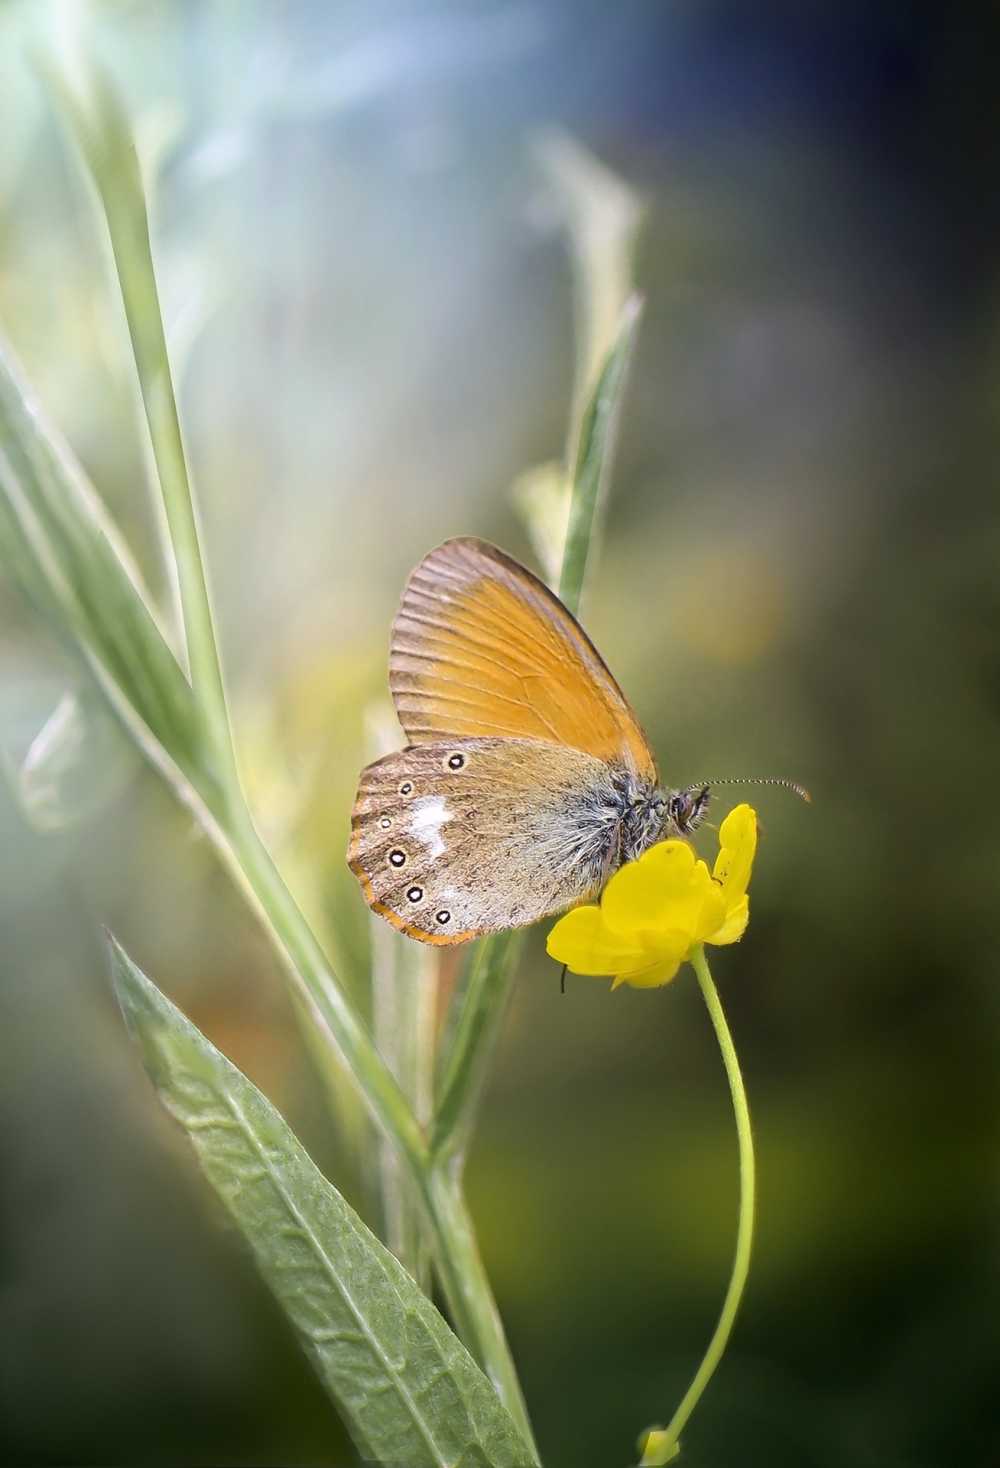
top-left (1, 2), bottom-right (998, 1465)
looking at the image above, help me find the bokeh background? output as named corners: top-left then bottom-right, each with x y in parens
top-left (2, 3), bottom-right (999, 1465)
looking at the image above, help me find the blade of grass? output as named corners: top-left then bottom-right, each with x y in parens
top-left (0, 341), bottom-right (215, 803)
top-left (534, 131), bottom-right (644, 458)
top-left (557, 293), bottom-right (642, 615)
top-left (110, 937), bottom-right (537, 1468)
top-left (512, 133), bottom-right (644, 581)
top-left (431, 297), bottom-right (644, 1168)
top-left (42, 61), bottom-right (240, 808)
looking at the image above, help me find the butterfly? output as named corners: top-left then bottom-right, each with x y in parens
top-left (347, 537), bottom-right (713, 945)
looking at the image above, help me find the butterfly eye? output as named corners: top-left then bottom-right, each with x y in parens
top-left (379, 817), bottom-right (392, 830)
top-left (399, 780), bottom-right (414, 797)
top-left (435, 909), bottom-right (451, 925)
top-left (389, 849), bottom-right (406, 868)
top-left (406, 885), bottom-right (423, 903)
top-left (446, 753), bottom-right (465, 770)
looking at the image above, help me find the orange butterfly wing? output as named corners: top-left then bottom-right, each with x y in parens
top-left (389, 538), bottom-right (657, 781)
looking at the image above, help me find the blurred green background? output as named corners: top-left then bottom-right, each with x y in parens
top-left (2, 2), bottom-right (999, 1465)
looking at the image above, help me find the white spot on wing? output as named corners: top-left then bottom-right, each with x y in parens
top-left (409, 796), bottom-right (452, 860)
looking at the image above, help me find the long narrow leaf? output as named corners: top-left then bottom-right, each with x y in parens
top-left (533, 131), bottom-right (644, 459)
top-left (0, 343), bottom-right (217, 803)
top-left (44, 62), bottom-right (239, 786)
top-left (109, 938), bottom-right (536, 1468)
top-left (558, 293), bottom-right (643, 616)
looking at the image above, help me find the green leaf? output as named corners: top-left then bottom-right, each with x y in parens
top-left (558, 293), bottom-right (643, 618)
top-left (42, 61), bottom-right (238, 781)
top-left (532, 130), bottom-right (644, 454)
top-left (109, 938), bottom-right (537, 1468)
top-left (0, 341), bottom-right (217, 804)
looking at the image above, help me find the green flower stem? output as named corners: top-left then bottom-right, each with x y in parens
top-left (640, 945), bottom-right (756, 1467)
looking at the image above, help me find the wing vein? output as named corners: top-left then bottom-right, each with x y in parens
top-left (394, 610), bottom-right (548, 676)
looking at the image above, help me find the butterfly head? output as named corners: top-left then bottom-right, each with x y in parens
top-left (661, 775), bottom-right (811, 842)
top-left (661, 785), bottom-right (711, 837)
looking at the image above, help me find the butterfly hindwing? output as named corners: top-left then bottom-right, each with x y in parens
top-left (389, 538), bottom-right (657, 783)
top-left (348, 737), bottom-right (623, 944)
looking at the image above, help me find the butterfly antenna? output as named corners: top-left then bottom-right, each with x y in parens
top-left (692, 775), bottom-right (812, 804)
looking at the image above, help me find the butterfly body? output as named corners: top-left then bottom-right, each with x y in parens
top-left (348, 538), bottom-right (708, 945)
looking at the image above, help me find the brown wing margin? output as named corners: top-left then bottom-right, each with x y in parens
top-left (347, 854), bottom-right (479, 945)
top-left (388, 537), bottom-right (657, 780)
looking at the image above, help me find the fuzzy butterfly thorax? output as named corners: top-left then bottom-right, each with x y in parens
top-left (614, 776), bottom-right (712, 860)
top-left (348, 538), bottom-right (703, 945)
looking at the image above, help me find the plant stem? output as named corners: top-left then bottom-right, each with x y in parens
top-left (373, 923), bottom-right (436, 1288)
top-left (640, 945), bottom-right (756, 1467)
top-left (431, 931), bottom-right (522, 1163)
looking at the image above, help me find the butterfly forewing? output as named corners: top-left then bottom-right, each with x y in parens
top-left (348, 738), bottom-right (624, 944)
top-left (389, 538), bottom-right (657, 782)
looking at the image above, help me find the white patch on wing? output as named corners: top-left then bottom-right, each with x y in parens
top-left (409, 796), bottom-right (452, 860)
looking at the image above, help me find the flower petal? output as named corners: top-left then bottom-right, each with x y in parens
top-left (706, 894), bottom-right (749, 946)
top-left (611, 952), bottom-right (684, 989)
top-left (601, 840), bottom-right (696, 934)
top-left (546, 905), bottom-right (652, 976)
top-left (633, 854), bottom-right (727, 949)
top-left (687, 860), bottom-right (728, 944)
top-left (713, 803), bottom-right (758, 905)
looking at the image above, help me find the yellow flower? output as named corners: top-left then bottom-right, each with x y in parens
top-left (546, 804), bottom-right (758, 990)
